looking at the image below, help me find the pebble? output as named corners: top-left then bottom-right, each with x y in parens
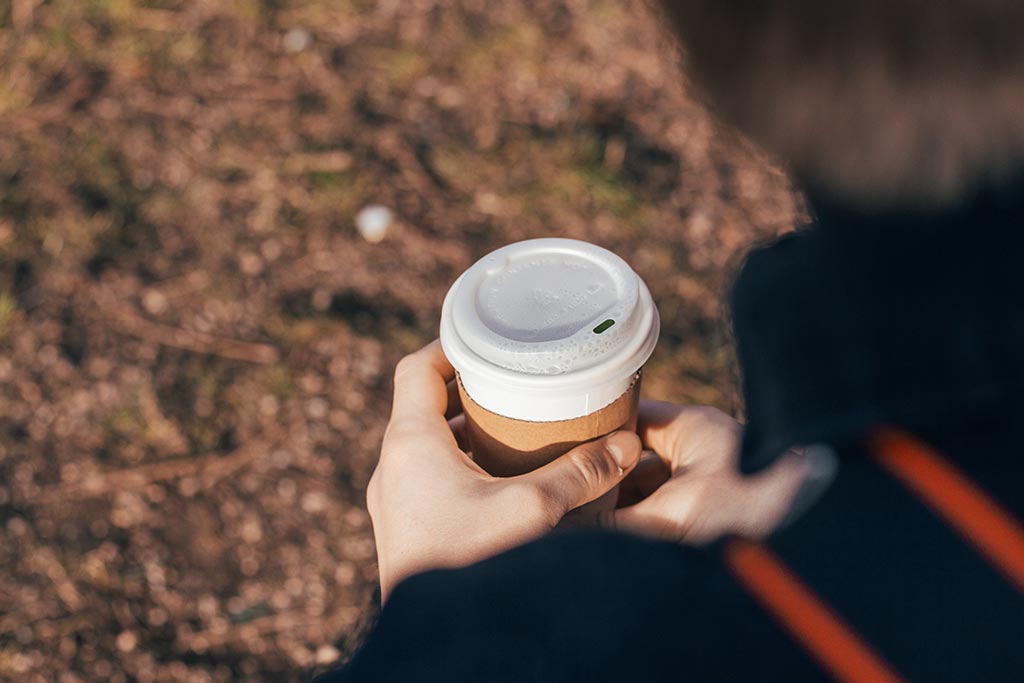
top-left (355, 205), bottom-right (393, 243)
top-left (283, 27), bottom-right (313, 54)
top-left (115, 630), bottom-right (137, 653)
top-left (142, 289), bottom-right (168, 315)
top-left (316, 645), bottom-right (341, 665)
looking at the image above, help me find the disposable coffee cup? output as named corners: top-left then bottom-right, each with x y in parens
top-left (440, 238), bottom-right (659, 483)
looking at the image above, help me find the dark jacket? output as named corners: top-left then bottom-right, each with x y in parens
top-left (326, 177), bottom-right (1024, 682)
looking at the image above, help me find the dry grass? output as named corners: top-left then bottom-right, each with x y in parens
top-left (0, 1), bottom-right (799, 681)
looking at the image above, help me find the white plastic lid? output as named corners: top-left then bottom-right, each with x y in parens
top-left (440, 238), bottom-right (659, 421)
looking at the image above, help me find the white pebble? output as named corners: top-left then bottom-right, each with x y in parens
top-left (283, 27), bottom-right (312, 54)
top-left (142, 289), bottom-right (168, 316)
top-left (316, 644), bottom-right (341, 665)
top-left (356, 205), bottom-right (393, 243)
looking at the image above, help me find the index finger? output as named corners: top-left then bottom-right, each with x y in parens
top-left (388, 340), bottom-right (456, 433)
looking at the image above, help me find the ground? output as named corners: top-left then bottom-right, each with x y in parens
top-left (0, 1), bottom-right (800, 681)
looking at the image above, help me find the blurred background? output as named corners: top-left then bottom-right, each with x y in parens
top-left (0, 1), bottom-right (800, 681)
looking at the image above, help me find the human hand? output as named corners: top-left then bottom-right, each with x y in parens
top-left (367, 341), bottom-right (643, 600)
top-left (585, 400), bottom-right (835, 543)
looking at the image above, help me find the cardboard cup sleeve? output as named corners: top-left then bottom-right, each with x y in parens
top-left (459, 372), bottom-right (642, 477)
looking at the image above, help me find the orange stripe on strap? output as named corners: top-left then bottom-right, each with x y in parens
top-left (870, 427), bottom-right (1024, 594)
top-left (725, 539), bottom-right (902, 683)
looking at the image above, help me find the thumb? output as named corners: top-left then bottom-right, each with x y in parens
top-left (521, 431), bottom-right (642, 515)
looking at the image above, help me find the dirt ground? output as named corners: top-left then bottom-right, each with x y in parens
top-left (0, 1), bottom-right (800, 681)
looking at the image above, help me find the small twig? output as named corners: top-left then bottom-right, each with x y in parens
top-left (26, 548), bottom-right (84, 612)
top-left (281, 150), bottom-right (353, 175)
top-left (40, 441), bottom-right (268, 503)
top-left (112, 307), bottom-right (280, 365)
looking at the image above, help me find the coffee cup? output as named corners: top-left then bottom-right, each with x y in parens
top-left (440, 238), bottom-right (659, 482)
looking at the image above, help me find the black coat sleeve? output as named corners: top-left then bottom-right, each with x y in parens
top-left (319, 530), bottom-right (822, 682)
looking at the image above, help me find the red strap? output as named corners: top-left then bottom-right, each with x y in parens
top-left (725, 539), bottom-right (903, 682)
top-left (870, 427), bottom-right (1024, 594)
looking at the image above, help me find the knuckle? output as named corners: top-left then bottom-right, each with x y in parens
top-left (382, 416), bottom-right (431, 450)
top-left (672, 508), bottom-right (703, 541)
top-left (393, 354), bottom-right (417, 381)
top-left (382, 423), bottom-right (413, 448)
top-left (365, 473), bottom-right (380, 515)
top-left (518, 481), bottom-right (556, 516)
top-left (495, 481), bottom-right (560, 527)
top-left (685, 407), bottom-right (742, 445)
top-left (568, 447), bottom-right (610, 490)
top-left (694, 406), bottom-right (733, 428)
top-left (534, 487), bottom-right (569, 527)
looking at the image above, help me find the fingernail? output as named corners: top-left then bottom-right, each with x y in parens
top-left (780, 444), bottom-right (839, 529)
top-left (605, 431), bottom-right (640, 470)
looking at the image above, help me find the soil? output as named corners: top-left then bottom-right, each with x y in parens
top-left (0, 1), bottom-right (800, 681)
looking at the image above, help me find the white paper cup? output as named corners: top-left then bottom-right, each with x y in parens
top-left (440, 238), bottom-right (659, 478)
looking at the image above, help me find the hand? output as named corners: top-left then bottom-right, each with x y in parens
top-left (367, 341), bottom-right (643, 600)
top-left (586, 400), bottom-right (833, 543)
